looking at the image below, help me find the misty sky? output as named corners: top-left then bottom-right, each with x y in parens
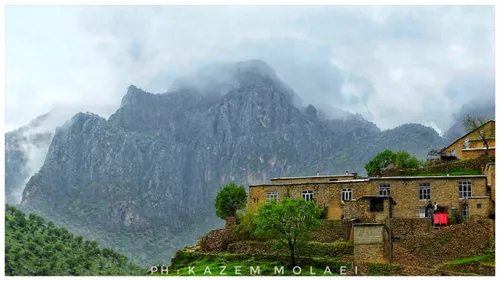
top-left (5, 5), bottom-right (495, 133)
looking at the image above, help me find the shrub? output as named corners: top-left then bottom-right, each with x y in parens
top-left (232, 209), bottom-right (259, 240)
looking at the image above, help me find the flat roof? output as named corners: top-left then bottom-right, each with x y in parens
top-left (369, 175), bottom-right (486, 180)
top-left (249, 175), bottom-right (486, 188)
top-left (250, 178), bottom-right (370, 187)
top-left (271, 174), bottom-right (354, 180)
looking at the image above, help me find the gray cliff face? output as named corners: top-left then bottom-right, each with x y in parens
top-left (18, 60), bottom-right (450, 264)
top-left (23, 61), bottom-right (362, 233)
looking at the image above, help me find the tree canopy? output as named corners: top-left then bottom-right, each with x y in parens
top-left (214, 182), bottom-right (247, 219)
top-left (5, 205), bottom-right (143, 276)
top-left (254, 198), bottom-right (322, 267)
top-left (365, 150), bottom-right (421, 176)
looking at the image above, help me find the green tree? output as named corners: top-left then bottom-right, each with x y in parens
top-left (394, 151), bottom-right (420, 169)
top-left (365, 150), bottom-right (421, 176)
top-left (364, 150), bottom-right (396, 176)
top-left (214, 182), bottom-right (247, 219)
top-left (254, 198), bottom-right (322, 267)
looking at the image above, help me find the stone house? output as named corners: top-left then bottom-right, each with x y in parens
top-left (440, 120), bottom-right (495, 160)
top-left (248, 173), bottom-right (494, 221)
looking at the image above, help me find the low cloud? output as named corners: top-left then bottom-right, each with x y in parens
top-left (6, 6), bottom-right (494, 133)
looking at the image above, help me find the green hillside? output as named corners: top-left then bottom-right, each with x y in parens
top-left (5, 205), bottom-right (144, 276)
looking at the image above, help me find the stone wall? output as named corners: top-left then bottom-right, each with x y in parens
top-left (248, 180), bottom-right (371, 220)
top-left (370, 177), bottom-right (488, 219)
top-left (199, 228), bottom-right (237, 252)
top-left (343, 197), bottom-right (392, 223)
top-left (390, 218), bottom-right (431, 238)
top-left (392, 219), bottom-right (494, 267)
top-left (466, 197), bottom-right (493, 218)
top-left (311, 220), bottom-right (352, 242)
top-left (227, 240), bottom-right (353, 258)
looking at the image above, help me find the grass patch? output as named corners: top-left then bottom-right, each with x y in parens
top-left (415, 169), bottom-right (481, 176)
top-left (443, 254), bottom-right (495, 266)
top-left (160, 250), bottom-right (350, 276)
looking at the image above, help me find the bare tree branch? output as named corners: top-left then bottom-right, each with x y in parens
top-left (461, 115), bottom-right (491, 154)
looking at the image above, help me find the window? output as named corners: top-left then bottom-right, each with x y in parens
top-left (370, 198), bottom-right (384, 212)
top-left (302, 190), bottom-right (314, 202)
top-left (419, 183), bottom-right (431, 200)
top-left (458, 181), bottom-right (472, 198)
top-left (477, 204), bottom-right (482, 209)
top-left (462, 204), bottom-right (469, 217)
top-left (341, 188), bottom-right (352, 201)
top-left (379, 183), bottom-right (391, 196)
top-left (266, 192), bottom-right (277, 202)
top-left (464, 137), bottom-right (470, 149)
top-left (451, 149), bottom-right (456, 157)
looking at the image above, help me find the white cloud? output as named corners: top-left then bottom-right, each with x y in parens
top-left (5, 5), bottom-right (495, 132)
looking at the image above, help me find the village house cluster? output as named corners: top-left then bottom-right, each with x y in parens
top-left (248, 121), bottom-right (495, 265)
top-left (248, 121), bottom-right (496, 223)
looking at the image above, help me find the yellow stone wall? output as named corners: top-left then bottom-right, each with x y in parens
top-left (369, 177), bottom-right (488, 218)
top-left (441, 120), bottom-right (495, 160)
top-left (485, 163), bottom-right (495, 201)
top-left (248, 176), bottom-right (490, 220)
top-left (467, 197), bottom-right (491, 218)
top-left (461, 149), bottom-right (495, 159)
top-left (248, 180), bottom-right (371, 220)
